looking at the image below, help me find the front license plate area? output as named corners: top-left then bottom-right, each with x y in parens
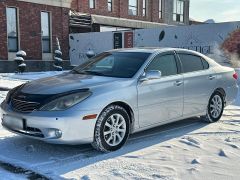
top-left (2, 115), bottom-right (23, 130)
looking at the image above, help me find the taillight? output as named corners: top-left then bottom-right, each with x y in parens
top-left (233, 72), bottom-right (238, 80)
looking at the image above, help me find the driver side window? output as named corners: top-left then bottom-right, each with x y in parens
top-left (146, 54), bottom-right (178, 77)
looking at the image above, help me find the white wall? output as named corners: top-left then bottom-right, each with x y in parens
top-left (69, 32), bottom-right (113, 65)
top-left (69, 21), bottom-right (240, 66)
top-left (134, 22), bottom-right (240, 64)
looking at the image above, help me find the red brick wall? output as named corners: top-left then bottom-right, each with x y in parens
top-left (0, 0), bottom-right (69, 60)
top-left (0, 2), bottom-right (8, 60)
top-left (71, 0), bottom-right (164, 23)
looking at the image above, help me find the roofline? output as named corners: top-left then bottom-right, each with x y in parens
top-left (107, 47), bottom-right (185, 53)
top-left (17, 0), bottom-right (71, 8)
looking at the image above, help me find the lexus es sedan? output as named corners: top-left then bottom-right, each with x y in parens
top-left (0, 48), bottom-right (238, 152)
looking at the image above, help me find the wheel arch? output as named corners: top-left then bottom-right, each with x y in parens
top-left (204, 87), bottom-right (226, 123)
top-left (214, 87), bottom-right (226, 104)
top-left (104, 101), bottom-right (135, 134)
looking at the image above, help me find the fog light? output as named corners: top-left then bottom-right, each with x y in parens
top-left (55, 129), bottom-right (62, 138)
top-left (46, 128), bottom-right (62, 139)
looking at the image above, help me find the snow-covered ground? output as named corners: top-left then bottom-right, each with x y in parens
top-left (0, 72), bottom-right (239, 180)
top-left (0, 71), bottom-right (65, 90)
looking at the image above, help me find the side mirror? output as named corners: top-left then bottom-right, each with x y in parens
top-left (140, 70), bottom-right (162, 82)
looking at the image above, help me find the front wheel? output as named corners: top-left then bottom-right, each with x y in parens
top-left (202, 92), bottom-right (224, 123)
top-left (91, 105), bottom-right (130, 152)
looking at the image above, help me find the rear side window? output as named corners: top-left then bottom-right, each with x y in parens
top-left (179, 54), bottom-right (204, 73)
top-left (146, 54), bottom-right (178, 77)
top-left (201, 58), bottom-right (209, 69)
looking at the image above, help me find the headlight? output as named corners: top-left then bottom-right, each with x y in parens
top-left (40, 91), bottom-right (92, 111)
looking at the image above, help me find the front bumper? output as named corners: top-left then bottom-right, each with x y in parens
top-left (0, 101), bottom-right (100, 145)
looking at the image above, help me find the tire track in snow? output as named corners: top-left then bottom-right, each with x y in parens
top-left (0, 160), bottom-right (51, 180)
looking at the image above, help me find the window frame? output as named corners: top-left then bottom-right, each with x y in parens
top-left (128, 0), bottom-right (138, 16)
top-left (159, 0), bottom-right (162, 19)
top-left (173, 0), bottom-right (184, 23)
top-left (143, 0), bottom-right (147, 16)
top-left (177, 53), bottom-right (210, 74)
top-left (41, 11), bottom-right (52, 53)
top-left (6, 7), bottom-right (19, 52)
top-left (89, 0), bottom-right (96, 9)
top-left (144, 52), bottom-right (181, 78)
top-left (108, 0), bottom-right (113, 12)
top-left (201, 58), bottom-right (210, 70)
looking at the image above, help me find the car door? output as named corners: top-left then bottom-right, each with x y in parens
top-left (177, 53), bottom-right (217, 116)
top-left (137, 52), bottom-right (184, 128)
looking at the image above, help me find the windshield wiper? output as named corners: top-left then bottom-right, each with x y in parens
top-left (71, 69), bottom-right (87, 74)
top-left (83, 70), bottom-right (105, 76)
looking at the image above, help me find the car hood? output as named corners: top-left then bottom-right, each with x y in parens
top-left (20, 72), bottom-right (124, 94)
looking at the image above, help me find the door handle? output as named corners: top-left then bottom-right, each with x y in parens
top-left (174, 80), bottom-right (183, 86)
top-left (208, 75), bottom-right (216, 80)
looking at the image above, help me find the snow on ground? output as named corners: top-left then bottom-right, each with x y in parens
top-left (0, 71), bottom-right (66, 81)
top-left (0, 71), bottom-right (65, 90)
top-left (0, 72), bottom-right (239, 180)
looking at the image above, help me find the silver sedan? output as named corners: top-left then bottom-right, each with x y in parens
top-left (0, 48), bottom-right (238, 152)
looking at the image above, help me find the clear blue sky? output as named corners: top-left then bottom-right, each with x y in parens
top-left (190, 0), bottom-right (240, 22)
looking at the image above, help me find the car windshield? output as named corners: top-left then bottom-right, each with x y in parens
top-left (72, 52), bottom-right (151, 78)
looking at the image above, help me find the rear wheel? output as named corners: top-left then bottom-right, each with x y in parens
top-left (91, 105), bottom-right (130, 152)
top-left (202, 92), bottom-right (224, 123)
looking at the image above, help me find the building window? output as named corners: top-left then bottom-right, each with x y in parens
top-left (89, 0), bottom-right (95, 9)
top-left (173, 0), bottom-right (184, 22)
top-left (6, 7), bottom-right (18, 52)
top-left (108, 0), bottom-right (113, 11)
top-left (100, 25), bottom-right (131, 32)
top-left (159, 0), bottom-right (162, 19)
top-left (129, 0), bottom-right (138, 15)
top-left (41, 12), bottom-right (51, 53)
top-left (143, 0), bottom-right (147, 16)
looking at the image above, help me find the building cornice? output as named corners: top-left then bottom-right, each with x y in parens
top-left (17, 0), bottom-right (71, 8)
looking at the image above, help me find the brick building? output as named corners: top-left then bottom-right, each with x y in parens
top-left (0, 0), bottom-right (71, 72)
top-left (0, 0), bottom-right (190, 72)
top-left (70, 0), bottom-right (190, 33)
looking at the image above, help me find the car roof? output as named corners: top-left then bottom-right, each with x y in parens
top-left (107, 47), bottom-right (220, 66)
top-left (107, 47), bottom-right (199, 54)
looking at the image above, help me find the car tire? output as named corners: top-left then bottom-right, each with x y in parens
top-left (202, 91), bottom-right (224, 123)
top-left (91, 105), bottom-right (130, 152)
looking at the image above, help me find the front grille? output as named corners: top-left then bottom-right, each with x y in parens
top-left (11, 98), bottom-right (40, 113)
top-left (22, 126), bottom-right (44, 138)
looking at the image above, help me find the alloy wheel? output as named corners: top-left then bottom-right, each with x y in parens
top-left (103, 113), bottom-right (126, 146)
top-left (209, 94), bottom-right (223, 119)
